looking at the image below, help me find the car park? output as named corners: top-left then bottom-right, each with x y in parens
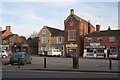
top-left (9, 52), bottom-right (32, 65)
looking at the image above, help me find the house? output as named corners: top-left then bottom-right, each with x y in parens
top-left (64, 9), bottom-right (95, 57)
top-left (21, 37), bottom-right (38, 54)
top-left (2, 34), bottom-right (25, 52)
top-left (38, 26), bottom-right (64, 56)
top-left (0, 26), bottom-right (13, 50)
top-left (84, 26), bottom-right (120, 58)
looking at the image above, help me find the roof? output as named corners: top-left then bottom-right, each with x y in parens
top-left (84, 30), bottom-right (120, 37)
top-left (64, 14), bottom-right (95, 29)
top-left (2, 30), bottom-right (6, 34)
top-left (2, 34), bottom-right (16, 40)
top-left (45, 26), bottom-right (64, 37)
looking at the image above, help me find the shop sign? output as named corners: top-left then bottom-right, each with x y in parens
top-left (86, 45), bottom-right (105, 48)
top-left (66, 43), bottom-right (77, 47)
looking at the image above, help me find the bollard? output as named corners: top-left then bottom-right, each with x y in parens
top-left (109, 58), bottom-right (112, 70)
top-left (44, 57), bottom-right (46, 68)
top-left (73, 56), bottom-right (79, 69)
top-left (18, 58), bottom-right (20, 68)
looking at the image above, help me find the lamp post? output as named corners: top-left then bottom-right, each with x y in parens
top-left (14, 43), bottom-right (17, 52)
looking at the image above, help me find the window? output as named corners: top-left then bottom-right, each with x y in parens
top-left (68, 30), bottom-right (76, 41)
top-left (109, 37), bottom-right (115, 42)
top-left (87, 38), bottom-right (92, 43)
top-left (97, 37), bottom-right (102, 42)
top-left (57, 37), bottom-right (62, 43)
top-left (42, 29), bottom-right (46, 34)
top-left (42, 37), bottom-right (47, 43)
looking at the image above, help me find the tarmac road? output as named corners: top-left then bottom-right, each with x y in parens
top-left (2, 70), bottom-right (119, 78)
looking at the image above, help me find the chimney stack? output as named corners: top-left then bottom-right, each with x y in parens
top-left (6, 26), bottom-right (11, 31)
top-left (96, 25), bottom-right (100, 32)
top-left (70, 9), bottom-right (74, 15)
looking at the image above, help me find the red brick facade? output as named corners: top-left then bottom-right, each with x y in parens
top-left (64, 9), bottom-right (95, 56)
top-left (84, 28), bottom-right (120, 58)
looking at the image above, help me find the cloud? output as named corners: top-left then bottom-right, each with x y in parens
top-left (1, 0), bottom-right (119, 2)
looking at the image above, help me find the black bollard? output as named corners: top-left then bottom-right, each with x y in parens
top-left (73, 56), bottom-right (79, 69)
top-left (44, 57), bottom-right (46, 68)
top-left (109, 58), bottom-right (112, 70)
top-left (18, 58), bottom-right (20, 68)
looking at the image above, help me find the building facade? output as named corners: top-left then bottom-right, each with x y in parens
top-left (38, 26), bottom-right (64, 56)
top-left (64, 9), bottom-right (95, 56)
top-left (83, 26), bottom-right (120, 58)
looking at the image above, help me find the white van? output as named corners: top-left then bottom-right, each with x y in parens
top-left (47, 49), bottom-right (61, 56)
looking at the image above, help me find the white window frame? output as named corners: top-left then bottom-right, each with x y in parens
top-left (57, 37), bottom-right (62, 43)
top-left (97, 37), bottom-right (102, 42)
top-left (87, 37), bottom-right (92, 43)
top-left (109, 37), bottom-right (115, 42)
top-left (42, 29), bottom-right (46, 34)
top-left (68, 30), bottom-right (76, 41)
top-left (42, 37), bottom-right (47, 43)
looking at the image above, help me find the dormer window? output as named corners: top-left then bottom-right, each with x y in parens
top-left (42, 29), bottom-right (46, 34)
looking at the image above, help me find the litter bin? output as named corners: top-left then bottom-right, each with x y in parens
top-left (73, 55), bottom-right (79, 69)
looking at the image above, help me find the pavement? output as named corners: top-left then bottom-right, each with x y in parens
top-left (1, 55), bottom-right (120, 73)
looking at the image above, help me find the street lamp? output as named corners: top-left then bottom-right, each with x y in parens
top-left (14, 43), bottom-right (17, 52)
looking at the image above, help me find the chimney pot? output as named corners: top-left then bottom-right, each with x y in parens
top-left (6, 26), bottom-right (11, 31)
top-left (70, 9), bottom-right (74, 15)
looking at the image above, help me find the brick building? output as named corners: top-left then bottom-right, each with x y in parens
top-left (38, 26), bottom-right (64, 56)
top-left (2, 26), bottom-right (12, 39)
top-left (83, 26), bottom-right (120, 58)
top-left (64, 9), bottom-right (95, 57)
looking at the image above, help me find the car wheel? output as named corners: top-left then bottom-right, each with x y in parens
top-left (11, 62), bottom-right (14, 65)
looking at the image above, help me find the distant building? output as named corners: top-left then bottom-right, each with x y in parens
top-left (21, 37), bottom-right (38, 54)
top-left (84, 26), bottom-right (120, 58)
top-left (64, 9), bottom-right (95, 56)
top-left (2, 26), bottom-right (12, 39)
top-left (2, 34), bottom-right (25, 52)
top-left (38, 26), bottom-right (64, 56)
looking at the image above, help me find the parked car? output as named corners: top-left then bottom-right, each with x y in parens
top-left (65, 51), bottom-right (76, 58)
top-left (0, 50), bottom-right (9, 58)
top-left (47, 49), bottom-right (61, 57)
top-left (39, 51), bottom-right (47, 56)
top-left (9, 52), bottom-right (32, 65)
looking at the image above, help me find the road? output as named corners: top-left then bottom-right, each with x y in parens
top-left (2, 70), bottom-right (119, 78)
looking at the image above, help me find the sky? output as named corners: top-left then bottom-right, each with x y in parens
top-left (0, 0), bottom-right (119, 37)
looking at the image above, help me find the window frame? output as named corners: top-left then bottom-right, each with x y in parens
top-left (57, 37), bottom-right (62, 43)
top-left (109, 37), bottom-right (115, 42)
top-left (68, 30), bottom-right (76, 41)
top-left (97, 37), bottom-right (102, 42)
top-left (42, 37), bottom-right (47, 43)
top-left (87, 37), bottom-right (92, 43)
top-left (42, 29), bottom-right (46, 34)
